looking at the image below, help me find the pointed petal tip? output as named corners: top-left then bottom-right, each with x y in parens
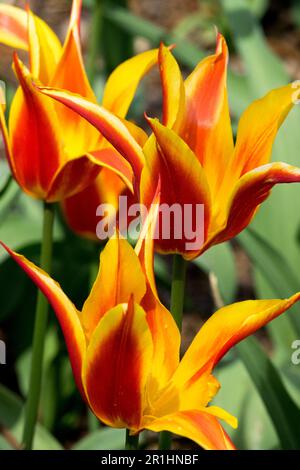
top-left (289, 291), bottom-right (300, 304)
top-left (70, 0), bottom-right (82, 29)
top-left (144, 114), bottom-right (161, 132)
top-left (12, 52), bottom-right (29, 81)
top-left (144, 113), bottom-right (156, 125)
top-left (213, 31), bottom-right (228, 61)
top-left (0, 241), bottom-right (22, 262)
top-left (213, 25), bottom-right (219, 39)
top-left (159, 42), bottom-right (176, 51)
top-left (206, 405), bottom-right (238, 430)
top-left (12, 50), bottom-right (20, 66)
top-left (232, 416), bottom-right (238, 429)
top-left (145, 116), bottom-right (161, 131)
top-left (225, 413), bottom-right (238, 429)
top-left (158, 42), bottom-right (169, 58)
top-left (0, 240), bottom-right (11, 255)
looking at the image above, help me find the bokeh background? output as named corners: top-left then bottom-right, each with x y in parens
top-left (0, 0), bottom-right (300, 450)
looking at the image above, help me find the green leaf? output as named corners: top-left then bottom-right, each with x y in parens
top-left (0, 384), bottom-right (63, 450)
top-left (246, 0), bottom-right (269, 18)
top-left (0, 179), bottom-right (20, 222)
top-left (172, 12), bottom-right (215, 39)
top-left (238, 387), bottom-right (279, 450)
top-left (0, 255), bottom-right (29, 322)
top-left (82, 0), bottom-right (94, 8)
top-left (214, 360), bottom-right (278, 449)
top-left (193, 242), bottom-right (236, 304)
top-left (15, 327), bottom-right (60, 432)
top-left (237, 228), bottom-right (300, 324)
top-left (0, 192), bottom-right (63, 256)
top-left (236, 337), bottom-right (300, 449)
top-left (16, 325), bottom-right (61, 430)
top-left (222, 0), bottom-right (288, 97)
top-left (292, 0), bottom-right (300, 27)
top-left (100, 1), bottom-right (133, 76)
top-left (0, 160), bottom-right (12, 195)
top-left (0, 196), bottom-right (63, 323)
top-left (72, 428), bottom-right (125, 450)
top-left (16, 327), bottom-right (59, 396)
top-left (103, 6), bottom-right (206, 69)
top-left (238, 228), bottom-right (300, 357)
top-left (280, 360), bottom-right (300, 409)
top-left (238, 228), bottom-right (300, 299)
top-left (227, 72), bottom-right (252, 119)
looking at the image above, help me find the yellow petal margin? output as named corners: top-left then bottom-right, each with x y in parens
top-left (144, 409), bottom-right (236, 450)
top-left (0, 242), bottom-right (86, 398)
top-left (174, 293), bottom-right (300, 387)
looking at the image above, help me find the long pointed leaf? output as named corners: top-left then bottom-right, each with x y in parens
top-left (237, 337), bottom-right (300, 450)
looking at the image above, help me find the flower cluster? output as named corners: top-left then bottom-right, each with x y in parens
top-left (0, 0), bottom-right (300, 450)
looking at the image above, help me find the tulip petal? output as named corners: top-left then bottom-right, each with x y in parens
top-left (215, 83), bottom-right (300, 222)
top-left (61, 169), bottom-right (127, 240)
top-left (142, 119), bottom-right (211, 258)
top-left (38, 87), bottom-right (145, 187)
top-left (27, 7), bottom-right (62, 83)
top-left (49, 1), bottom-right (99, 156)
top-left (50, 0), bottom-right (93, 99)
top-left (83, 299), bottom-right (153, 429)
top-left (69, 0), bottom-right (82, 32)
top-left (0, 5), bottom-right (62, 75)
top-left (173, 293), bottom-right (300, 388)
top-left (174, 371), bottom-right (221, 413)
top-left (145, 299), bottom-right (181, 402)
top-left (46, 154), bottom-right (100, 202)
top-left (144, 409), bottom-right (236, 450)
top-left (135, 187), bottom-right (161, 295)
top-left (157, 44), bottom-right (185, 129)
top-left (231, 83), bottom-right (300, 178)
top-left (182, 33), bottom-right (233, 197)
top-left (89, 148), bottom-right (133, 190)
top-left (81, 235), bottom-right (146, 340)
top-left (103, 48), bottom-right (159, 118)
top-left (0, 4), bottom-right (28, 50)
top-left (0, 103), bottom-right (17, 179)
top-left (206, 406), bottom-right (238, 429)
top-left (0, 242), bottom-right (86, 398)
top-left (136, 195), bottom-right (180, 392)
top-left (209, 162), bottom-right (300, 248)
top-left (9, 56), bottom-right (63, 199)
top-left (119, 117), bottom-right (148, 148)
top-left (47, 147), bottom-right (133, 202)
top-left (60, 142), bottom-right (137, 240)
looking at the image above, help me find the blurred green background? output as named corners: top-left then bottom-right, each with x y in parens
top-left (0, 0), bottom-right (300, 450)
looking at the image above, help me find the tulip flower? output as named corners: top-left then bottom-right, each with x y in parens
top-left (1, 228), bottom-right (300, 450)
top-left (60, 45), bottom-right (154, 237)
top-left (0, 1), bottom-right (156, 202)
top-left (0, 2), bottom-right (160, 450)
top-left (37, 33), bottom-right (300, 256)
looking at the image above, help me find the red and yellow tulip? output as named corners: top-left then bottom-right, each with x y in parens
top-left (2, 225), bottom-right (300, 449)
top-left (60, 47), bottom-right (157, 238)
top-left (37, 33), bottom-right (300, 255)
top-left (0, 1), bottom-right (155, 202)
